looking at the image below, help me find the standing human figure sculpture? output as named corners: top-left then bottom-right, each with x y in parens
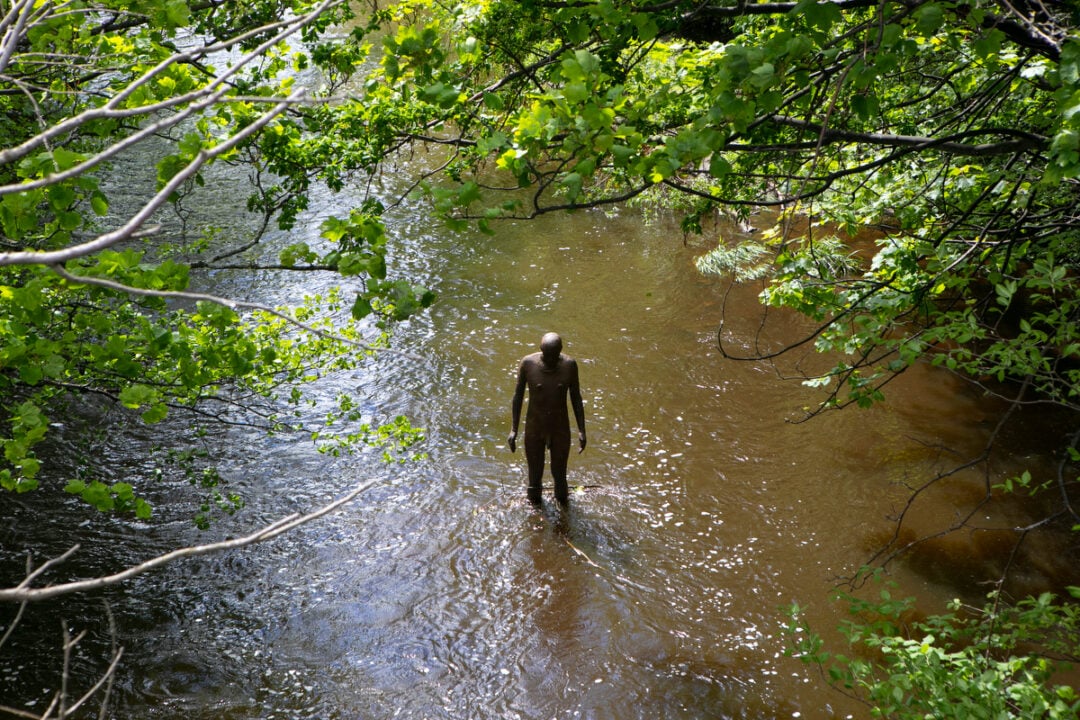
top-left (508, 332), bottom-right (587, 505)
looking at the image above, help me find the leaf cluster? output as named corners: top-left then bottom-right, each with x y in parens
top-left (788, 581), bottom-right (1080, 718)
top-left (0, 0), bottom-right (433, 518)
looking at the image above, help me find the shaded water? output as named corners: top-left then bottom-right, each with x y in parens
top-left (4, 155), bottom-right (1079, 718)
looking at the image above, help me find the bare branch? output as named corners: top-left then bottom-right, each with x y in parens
top-left (1058, 428), bottom-right (1080, 524)
top-left (0, 89), bottom-right (301, 266)
top-left (0, 554), bottom-right (31, 650)
top-left (0, 477), bottom-right (382, 603)
top-left (14, 545), bottom-right (81, 592)
top-left (768, 115), bottom-right (1047, 156)
top-left (0, 0), bottom-right (37, 76)
top-left (862, 376), bottom-right (1030, 573)
top-left (681, 0), bottom-right (1064, 60)
top-left (97, 601), bottom-right (119, 720)
top-left (62, 645), bottom-right (123, 719)
top-left (0, 702), bottom-right (45, 719)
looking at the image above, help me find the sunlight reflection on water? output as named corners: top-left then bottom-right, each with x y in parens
top-left (5, 155), bottom-right (1062, 720)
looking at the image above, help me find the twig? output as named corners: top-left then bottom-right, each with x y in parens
top-left (96, 601), bottom-right (119, 720)
top-left (0, 0), bottom-right (343, 171)
top-left (63, 645), bottom-right (123, 719)
top-left (0, 703), bottom-right (45, 719)
top-left (563, 537), bottom-right (601, 568)
top-left (15, 545), bottom-right (80, 591)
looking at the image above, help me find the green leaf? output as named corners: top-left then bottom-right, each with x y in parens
top-left (90, 192), bottom-right (109, 216)
top-left (574, 49), bottom-right (600, 77)
top-left (562, 172), bottom-right (583, 201)
top-left (19, 364), bottom-right (43, 385)
top-left (457, 181), bottom-right (481, 206)
top-left (18, 457), bottom-right (40, 478)
top-left (798, 0), bottom-right (843, 32)
top-left (851, 94), bottom-right (879, 119)
top-left (972, 29), bottom-right (1004, 60)
top-left (709, 155), bottom-right (732, 178)
top-left (119, 384), bottom-right (155, 409)
top-left (47, 184), bottom-right (75, 210)
top-left (142, 403), bottom-right (169, 424)
top-left (749, 63), bottom-right (776, 89)
top-left (351, 295), bottom-right (373, 320)
top-left (57, 209), bottom-right (82, 231)
top-left (914, 3), bottom-right (943, 36)
top-left (368, 252), bottom-right (386, 280)
top-left (610, 144), bottom-right (636, 167)
top-left (50, 148), bottom-right (84, 172)
top-left (631, 13), bottom-right (659, 41)
top-left (81, 481), bottom-right (115, 512)
top-left (179, 131), bottom-right (203, 157)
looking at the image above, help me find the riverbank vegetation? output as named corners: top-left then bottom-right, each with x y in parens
top-left (3, 0), bottom-right (1080, 716)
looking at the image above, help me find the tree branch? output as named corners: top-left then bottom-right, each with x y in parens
top-left (0, 477), bottom-right (382, 603)
top-left (0, 0), bottom-right (342, 170)
top-left (687, 0), bottom-right (1063, 60)
top-left (0, 89), bottom-right (302, 266)
top-left (768, 115), bottom-right (1047, 156)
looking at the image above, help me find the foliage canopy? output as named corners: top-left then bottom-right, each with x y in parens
top-left (788, 580), bottom-right (1080, 718)
top-left (0, 0), bottom-right (431, 516)
top-left (5, 0), bottom-right (1080, 715)
top-left (340, 0), bottom-right (1080, 421)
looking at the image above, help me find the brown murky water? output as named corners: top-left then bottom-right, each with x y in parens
top-left (3, 141), bottom-right (1078, 720)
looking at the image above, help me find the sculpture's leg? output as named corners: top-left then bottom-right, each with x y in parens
top-left (550, 435), bottom-right (571, 505)
top-left (524, 432), bottom-right (545, 504)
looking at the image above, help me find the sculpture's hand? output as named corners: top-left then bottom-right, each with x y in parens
top-left (578, 431), bottom-right (587, 453)
top-left (508, 432), bottom-right (517, 453)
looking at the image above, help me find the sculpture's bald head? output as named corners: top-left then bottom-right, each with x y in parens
top-left (540, 332), bottom-right (562, 365)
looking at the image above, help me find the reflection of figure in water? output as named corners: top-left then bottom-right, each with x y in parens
top-left (508, 332), bottom-right (587, 505)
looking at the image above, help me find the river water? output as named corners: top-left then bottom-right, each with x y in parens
top-left (4, 75), bottom-right (1080, 720)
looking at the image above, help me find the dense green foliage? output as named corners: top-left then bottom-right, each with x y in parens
top-left (789, 581), bottom-right (1080, 718)
top-left (5, 0), bottom-right (1080, 714)
top-left (0, 0), bottom-right (430, 515)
